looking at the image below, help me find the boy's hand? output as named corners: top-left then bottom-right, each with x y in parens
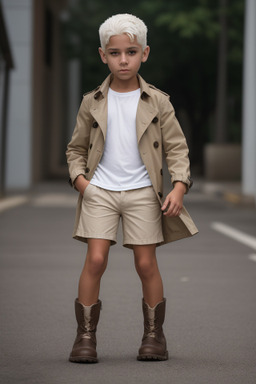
top-left (161, 182), bottom-right (187, 217)
top-left (74, 175), bottom-right (90, 195)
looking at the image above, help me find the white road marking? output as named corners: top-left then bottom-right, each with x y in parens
top-left (211, 222), bottom-right (256, 251)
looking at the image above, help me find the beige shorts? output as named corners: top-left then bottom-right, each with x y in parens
top-left (75, 184), bottom-right (164, 248)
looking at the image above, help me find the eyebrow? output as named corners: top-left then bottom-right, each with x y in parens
top-left (107, 46), bottom-right (139, 51)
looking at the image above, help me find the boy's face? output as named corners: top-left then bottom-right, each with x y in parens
top-left (99, 34), bottom-right (150, 85)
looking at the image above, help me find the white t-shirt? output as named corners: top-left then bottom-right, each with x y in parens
top-left (90, 88), bottom-right (152, 191)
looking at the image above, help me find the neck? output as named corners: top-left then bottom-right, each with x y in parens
top-left (110, 75), bottom-right (140, 93)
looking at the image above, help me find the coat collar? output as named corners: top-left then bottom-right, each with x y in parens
top-left (93, 73), bottom-right (152, 99)
top-left (90, 73), bottom-right (158, 142)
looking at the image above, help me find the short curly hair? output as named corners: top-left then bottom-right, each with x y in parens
top-left (99, 13), bottom-right (148, 52)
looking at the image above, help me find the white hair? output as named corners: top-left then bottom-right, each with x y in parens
top-left (99, 14), bottom-right (148, 52)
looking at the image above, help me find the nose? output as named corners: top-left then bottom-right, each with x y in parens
top-left (120, 53), bottom-right (128, 65)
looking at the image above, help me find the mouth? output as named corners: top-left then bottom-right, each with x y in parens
top-left (119, 69), bottom-right (129, 73)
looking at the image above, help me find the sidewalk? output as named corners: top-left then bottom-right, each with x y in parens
top-left (196, 179), bottom-right (255, 206)
top-left (0, 181), bottom-right (77, 213)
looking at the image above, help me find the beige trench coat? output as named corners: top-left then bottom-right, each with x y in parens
top-left (66, 74), bottom-right (198, 246)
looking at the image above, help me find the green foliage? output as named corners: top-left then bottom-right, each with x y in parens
top-left (156, 7), bottom-right (219, 39)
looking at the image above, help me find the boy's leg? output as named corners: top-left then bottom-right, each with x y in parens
top-left (79, 238), bottom-right (110, 306)
top-left (133, 244), bottom-right (163, 307)
top-left (69, 238), bottom-right (110, 363)
top-left (134, 244), bottom-right (168, 361)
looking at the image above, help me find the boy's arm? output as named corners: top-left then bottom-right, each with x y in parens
top-left (160, 97), bottom-right (192, 216)
top-left (66, 96), bottom-right (91, 188)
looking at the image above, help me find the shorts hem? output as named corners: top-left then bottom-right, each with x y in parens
top-left (73, 232), bottom-right (117, 245)
top-left (123, 236), bottom-right (164, 249)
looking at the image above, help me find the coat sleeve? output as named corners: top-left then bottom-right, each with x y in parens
top-left (66, 95), bottom-right (92, 187)
top-left (160, 96), bottom-right (193, 192)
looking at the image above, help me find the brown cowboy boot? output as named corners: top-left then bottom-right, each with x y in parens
top-left (69, 299), bottom-right (101, 363)
top-left (137, 298), bottom-right (168, 361)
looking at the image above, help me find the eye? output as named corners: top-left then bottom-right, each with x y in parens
top-left (128, 50), bottom-right (137, 55)
top-left (109, 51), bottom-right (118, 56)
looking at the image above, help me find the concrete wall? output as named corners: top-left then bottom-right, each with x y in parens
top-left (2, 0), bottom-right (33, 190)
top-left (242, 0), bottom-right (256, 200)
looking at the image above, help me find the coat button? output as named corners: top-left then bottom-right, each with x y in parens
top-left (160, 169), bottom-right (163, 176)
top-left (89, 143), bottom-right (93, 149)
top-left (152, 117), bottom-right (158, 124)
top-left (85, 167), bottom-right (90, 173)
top-left (153, 141), bottom-right (159, 148)
top-left (93, 122), bottom-right (98, 128)
top-left (158, 192), bottom-right (163, 198)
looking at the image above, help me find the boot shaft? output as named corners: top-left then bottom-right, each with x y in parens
top-left (142, 298), bottom-right (166, 338)
top-left (70, 299), bottom-right (101, 363)
top-left (138, 298), bottom-right (168, 361)
top-left (75, 299), bottom-right (101, 336)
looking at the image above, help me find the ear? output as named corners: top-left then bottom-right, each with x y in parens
top-left (99, 47), bottom-right (107, 64)
top-left (141, 46), bottom-right (150, 63)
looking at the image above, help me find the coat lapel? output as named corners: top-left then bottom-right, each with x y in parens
top-left (136, 99), bottom-right (158, 143)
top-left (136, 75), bottom-right (158, 143)
top-left (89, 74), bottom-right (111, 141)
top-left (90, 98), bottom-right (108, 140)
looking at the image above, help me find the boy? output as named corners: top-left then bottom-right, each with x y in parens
top-left (66, 13), bottom-right (198, 363)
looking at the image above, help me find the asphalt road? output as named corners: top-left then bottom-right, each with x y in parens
top-left (0, 181), bottom-right (256, 384)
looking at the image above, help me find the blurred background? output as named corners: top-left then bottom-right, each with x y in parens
top-left (0, 0), bottom-right (255, 203)
top-left (1, 3), bottom-right (256, 382)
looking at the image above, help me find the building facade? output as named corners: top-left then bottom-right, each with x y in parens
top-left (0, 0), bottom-right (73, 195)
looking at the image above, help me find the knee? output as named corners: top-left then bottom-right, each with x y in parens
top-left (135, 258), bottom-right (156, 281)
top-left (86, 252), bottom-right (107, 278)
